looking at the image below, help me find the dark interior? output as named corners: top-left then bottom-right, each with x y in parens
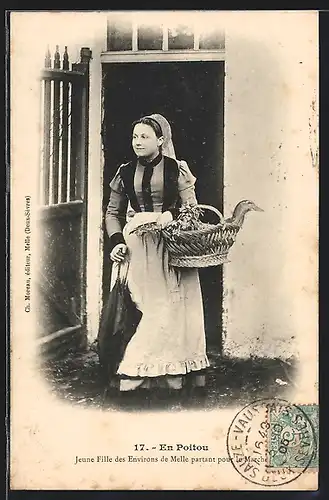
top-left (101, 61), bottom-right (224, 352)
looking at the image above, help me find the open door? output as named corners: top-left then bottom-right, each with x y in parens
top-left (37, 46), bottom-right (92, 357)
top-left (102, 60), bottom-right (224, 353)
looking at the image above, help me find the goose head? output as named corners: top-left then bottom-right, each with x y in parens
top-left (227, 200), bottom-right (264, 228)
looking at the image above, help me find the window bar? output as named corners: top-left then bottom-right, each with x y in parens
top-left (162, 25), bottom-right (168, 51)
top-left (58, 81), bottom-right (63, 203)
top-left (67, 83), bottom-right (72, 202)
top-left (74, 84), bottom-right (85, 201)
top-left (43, 78), bottom-right (51, 206)
top-left (39, 79), bottom-right (45, 204)
top-left (61, 47), bottom-right (70, 203)
top-left (132, 20), bottom-right (138, 51)
top-left (193, 25), bottom-right (200, 51)
top-left (48, 80), bottom-right (55, 205)
top-left (52, 46), bottom-right (61, 204)
top-left (69, 82), bottom-right (79, 201)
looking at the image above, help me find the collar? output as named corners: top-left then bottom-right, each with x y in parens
top-left (138, 153), bottom-right (163, 168)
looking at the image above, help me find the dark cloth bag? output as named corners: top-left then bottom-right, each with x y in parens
top-left (97, 266), bottom-right (142, 383)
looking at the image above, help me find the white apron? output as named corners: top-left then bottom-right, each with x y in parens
top-left (111, 212), bottom-right (209, 391)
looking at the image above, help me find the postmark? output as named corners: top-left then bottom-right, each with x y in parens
top-left (226, 398), bottom-right (318, 486)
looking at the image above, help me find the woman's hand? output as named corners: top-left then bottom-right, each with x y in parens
top-left (110, 243), bottom-right (127, 263)
top-left (158, 211), bottom-right (173, 229)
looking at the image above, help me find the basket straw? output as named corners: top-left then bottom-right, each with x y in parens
top-left (162, 204), bottom-right (239, 268)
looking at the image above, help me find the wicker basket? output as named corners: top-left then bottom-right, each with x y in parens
top-left (162, 204), bottom-right (239, 268)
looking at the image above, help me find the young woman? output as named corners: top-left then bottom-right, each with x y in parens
top-left (105, 114), bottom-right (209, 399)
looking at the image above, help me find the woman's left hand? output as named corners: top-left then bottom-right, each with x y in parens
top-left (158, 211), bottom-right (173, 228)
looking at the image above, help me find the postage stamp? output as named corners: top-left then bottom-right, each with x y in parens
top-left (267, 403), bottom-right (319, 470)
top-left (226, 398), bottom-right (318, 487)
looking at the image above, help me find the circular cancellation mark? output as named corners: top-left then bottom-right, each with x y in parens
top-left (226, 398), bottom-right (318, 487)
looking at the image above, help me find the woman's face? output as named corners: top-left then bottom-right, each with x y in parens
top-left (132, 123), bottom-right (164, 159)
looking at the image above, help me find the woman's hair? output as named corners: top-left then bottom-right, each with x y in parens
top-left (132, 116), bottom-right (163, 138)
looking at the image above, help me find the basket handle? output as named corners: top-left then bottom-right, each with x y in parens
top-left (196, 204), bottom-right (225, 224)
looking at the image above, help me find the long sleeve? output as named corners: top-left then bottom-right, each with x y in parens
top-left (178, 160), bottom-right (198, 206)
top-left (105, 167), bottom-right (128, 250)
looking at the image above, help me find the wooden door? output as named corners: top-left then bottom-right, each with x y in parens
top-left (37, 46), bottom-right (92, 357)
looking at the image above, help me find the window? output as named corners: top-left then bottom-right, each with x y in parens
top-left (107, 17), bottom-right (132, 51)
top-left (106, 16), bottom-right (225, 53)
top-left (168, 24), bottom-right (194, 50)
top-left (199, 29), bottom-right (225, 50)
top-left (138, 24), bottom-right (163, 50)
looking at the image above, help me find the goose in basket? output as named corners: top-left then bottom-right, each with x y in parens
top-left (131, 200), bottom-right (263, 268)
top-left (162, 200), bottom-right (263, 268)
top-left (162, 200), bottom-right (264, 268)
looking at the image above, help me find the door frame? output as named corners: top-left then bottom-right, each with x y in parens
top-left (87, 49), bottom-right (226, 342)
top-left (100, 49), bottom-right (225, 63)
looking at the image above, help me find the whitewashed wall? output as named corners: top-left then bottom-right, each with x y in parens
top-left (222, 13), bottom-right (318, 361)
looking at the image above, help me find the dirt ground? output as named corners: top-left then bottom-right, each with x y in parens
top-left (40, 345), bottom-right (296, 412)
